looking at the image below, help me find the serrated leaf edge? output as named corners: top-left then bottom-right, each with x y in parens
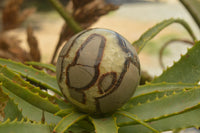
top-left (152, 41), bottom-right (200, 83)
top-left (1, 75), bottom-right (60, 114)
top-left (0, 58), bottom-right (61, 96)
top-left (118, 87), bottom-right (200, 126)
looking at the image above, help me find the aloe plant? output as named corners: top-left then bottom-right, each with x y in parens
top-left (0, 17), bottom-right (200, 133)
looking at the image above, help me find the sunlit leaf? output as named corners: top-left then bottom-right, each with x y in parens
top-left (0, 74), bottom-right (60, 114)
top-left (123, 82), bottom-right (198, 109)
top-left (0, 58), bottom-right (61, 95)
top-left (117, 111), bottom-right (159, 133)
top-left (2, 87), bottom-right (61, 124)
top-left (133, 18), bottom-right (196, 53)
top-left (118, 87), bottom-right (200, 126)
top-left (152, 41), bottom-right (200, 83)
top-left (0, 64), bottom-right (70, 109)
top-left (0, 119), bottom-right (51, 133)
top-left (89, 115), bottom-right (118, 133)
top-left (119, 108), bottom-right (200, 133)
top-left (26, 61), bottom-right (56, 72)
top-left (3, 99), bottom-right (23, 121)
top-left (53, 112), bottom-right (87, 133)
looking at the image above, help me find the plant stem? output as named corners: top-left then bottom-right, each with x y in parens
top-left (180, 0), bottom-right (200, 29)
top-left (48, 0), bottom-right (82, 33)
top-left (159, 39), bottom-right (194, 69)
top-left (174, 18), bottom-right (197, 41)
top-left (133, 18), bottom-right (197, 53)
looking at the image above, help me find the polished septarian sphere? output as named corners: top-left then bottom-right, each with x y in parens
top-left (56, 28), bottom-right (140, 115)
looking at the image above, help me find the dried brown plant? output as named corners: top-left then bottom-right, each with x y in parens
top-left (0, 0), bottom-right (40, 62)
top-left (51, 0), bottom-right (119, 63)
top-left (0, 26), bottom-right (41, 62)
top-left (2, 0), bottom-right (35, 31)
top-left (0, 33), bottom-right (31, 62)
top-left (27, 26), bottom-right (41, 62)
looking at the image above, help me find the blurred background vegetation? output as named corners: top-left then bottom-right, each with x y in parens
top-left (0, 0), bottom-right (199, 77)
top-left (0, 0), bottom-right (69, 11)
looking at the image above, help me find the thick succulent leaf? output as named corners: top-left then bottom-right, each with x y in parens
top-left (0, 65), bottom-right (63, 124)
top-left (117, 111), bottom-right (159, 133)
top-left (0, 84), bottom-right (9, 119)
top-left (180, 0), bottom-right (200, 29)
top-left (0, 64), bottom-right (70, 109)
top-left (122, 82), bottom-right (198, 109)
top-left (0, 119), bottom-right (51, 133)
top-left (152, 41), bottom-right (200, 83)
top-left (53, 112), bottom-right (87, 133)
top-left (0, 74), bottom-right (60, 114)
top-left (117, 87), bottom-right (200, 126)
top-left (119, 108), bottom-right (200, 133)
top-left (123, 89), bottom-right (182, 110)
top-left (54, 108), bottom-right (74, 117)
top-left (26, 61), bottom-right (56, 72)
top-left (134, 82), bottom-right (198, 97)
top-left (2, 87), bottom-right (61, 124)
top-left (0, 58), bottom-right (61, 95)
top-left (132, 18), bottom-right (196, 53)
top-left (65, 124), bottom-right (94, 133)
top-left (75, 119), bottom-right (95, 132)
top-left (4, 99), bottom-right (23, 121)
top-left (0, 64), bottom-right (53, 98)
top-left (89, 115), bottom-right (118, 133)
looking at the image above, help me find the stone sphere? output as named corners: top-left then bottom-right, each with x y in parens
top-left (56, 28), bottom-right (140, 115)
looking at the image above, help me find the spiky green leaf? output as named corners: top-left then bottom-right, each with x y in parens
top-left (54, 108), bottom-right (74, 117)
top-left (0, 64), bottom-right (70, 109)
top-left (0, 119), bottom-right (51, 133)
top-left (134, 82), bottom-right (198, 97)
top-left (133, 18), bottom-right (196, 53)
top-left (89, 115), bottom-right (118, 133)
top-left (26, 61), bottom-right (56, 72)
top-left (117, 87), bottom-right (200, 126)
top-left (65, 124), bottom-right (94, 133)
top-left (119, 108), bottom-right (200, 133)
top-left (4, 99), bottom-right (23, 121)
top-left (2, 87), bottom-right (61, 124)
top-left (152, 41), bottom-right (200, 83)
top-left (122, 82), bottom-right (198, 109)
top-left (53, 112), bottom-right (87, 133)
top-left (117, 111), bottom-right (159, 133)
top-left (0, 74), bottom-right (60, 114)
top-left (0, 58), bottom-right (61, 95)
